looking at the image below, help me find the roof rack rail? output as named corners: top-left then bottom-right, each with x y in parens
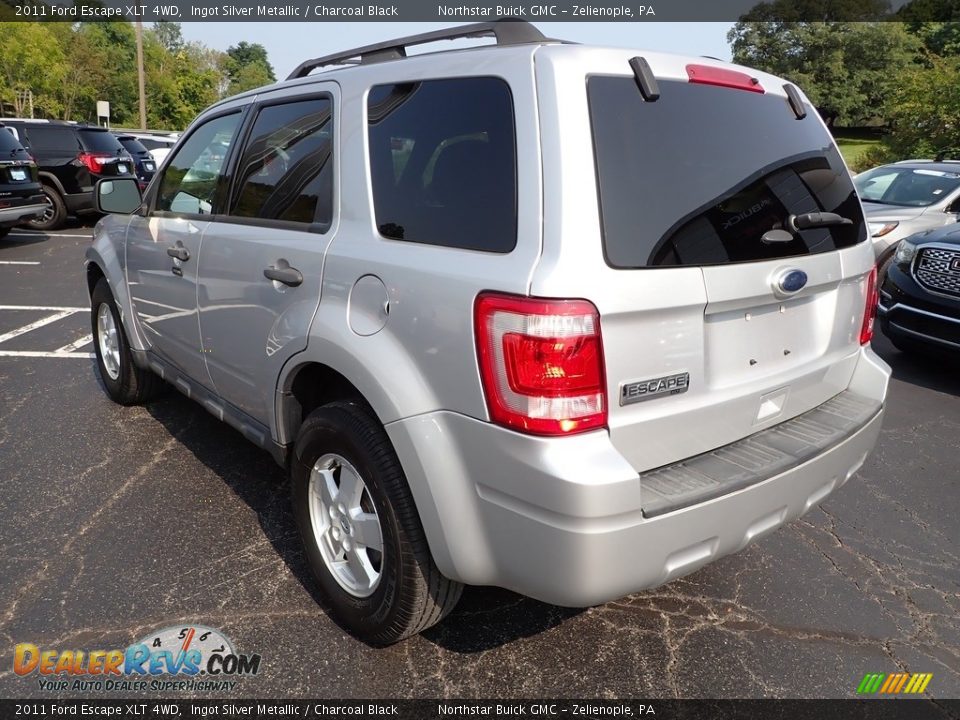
top-left (287, 19), bottom-right (555, 79)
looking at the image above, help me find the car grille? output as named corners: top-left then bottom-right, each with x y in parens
top-left (914, 247), bottom-right (960, 297)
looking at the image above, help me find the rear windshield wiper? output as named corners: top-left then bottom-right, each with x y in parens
top-left (788, 212), bottom-right (853, 231)
top-left (762, 212), bottom-right (854, 244)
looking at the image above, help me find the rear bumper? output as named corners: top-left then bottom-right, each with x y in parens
top-left (0, 202), bottom-right (47, 227)
top-left (387, 346), bottom-right (889, 607)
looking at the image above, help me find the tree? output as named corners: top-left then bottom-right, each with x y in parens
top-left (896, 0), bottom-right (960, 55)
top-left (154, 21), bottom-right (184, 53)
top-left (225, 41), bottom-right (276, 95)
top-left (728, 22), bottom-right (921, 126)
top-left (0, 23), bottom-right (68, 117)
top-left (883, 54), bottom-right (960, 159)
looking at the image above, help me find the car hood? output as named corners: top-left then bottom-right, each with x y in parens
top-left (909, 224), bottom-right (960, 247)
top-left (861, 202), bottom-right (929, 222)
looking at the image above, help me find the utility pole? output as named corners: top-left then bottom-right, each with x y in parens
top-left (135, 20), bottom-right (147, 130)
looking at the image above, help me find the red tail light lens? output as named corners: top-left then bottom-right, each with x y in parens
top-left (686, 64), bottom-right (764, 94)
top-left (77, 152), bottom-right (113, 174)
top-left (475, 293), bottom-right (607, 436)
top-left (860, 266), bottom-right (879, 345)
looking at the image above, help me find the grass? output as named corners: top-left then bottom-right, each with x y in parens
top-left (832, 130), bottom-right (884, 170)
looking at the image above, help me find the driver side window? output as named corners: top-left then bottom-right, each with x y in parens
top-left (157, 112), bottom-right (241, 216)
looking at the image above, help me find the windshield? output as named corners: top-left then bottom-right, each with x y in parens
top-left (589, 77), bottom-right (866, 268)
top-left (854, 166), bottom-right (960, 207)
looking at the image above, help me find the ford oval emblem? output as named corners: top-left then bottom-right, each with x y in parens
top-left (777, 269), bottom-right (808, 294)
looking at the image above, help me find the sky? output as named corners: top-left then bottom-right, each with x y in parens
top-left (179, 22), bottom-right (734, 79)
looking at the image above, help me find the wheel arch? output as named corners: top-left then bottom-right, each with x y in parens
top-left (37, 171), bottom-right (66, 196)
top-left (84, 219), bottom-right (147, 352)
top-left (276, 360), bottom-right (382, 447)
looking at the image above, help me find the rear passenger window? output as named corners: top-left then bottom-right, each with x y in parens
top-left (24, 126), bottom-right (78, 152)
top-left (367, 77), bottom-right (516, 253)
top-left (230, 98), bottom-right (333, 227)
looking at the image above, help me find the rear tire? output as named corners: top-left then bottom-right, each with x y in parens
top-left (26, 185), bottom-right (66, 231)
top-left (291, 401), bottom-right (462, 645)
top-left (0, 227), bottom-right (10, 239)
top-left (91, 277), bottom-right (164, 405)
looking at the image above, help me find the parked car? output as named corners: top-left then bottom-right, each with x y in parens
top-left (878, 224), bottom-right (960, 354)
top-left (114, 134), bottom-right (157, 189)
top-left (85, 21), bottom-right (890, 645)
top-left (854, 161), bottom-right (960, 271)
top-left (126, 132), bottom-right (177, 165)
top-left (0, 119), bottom-right (135, 231)
top-left (0, 124), bottom-right (46, 238)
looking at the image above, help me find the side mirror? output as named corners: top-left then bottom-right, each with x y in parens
top-left (96, 178), bottom-right (142, 215)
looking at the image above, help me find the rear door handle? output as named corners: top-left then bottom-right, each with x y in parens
top-left (264, 265), bottom-right (303, 287)
top-left (166, 245), bottom-right (190, 261)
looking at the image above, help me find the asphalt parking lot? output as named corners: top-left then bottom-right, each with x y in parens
top-left (0, 225), bottom-right (957, 701)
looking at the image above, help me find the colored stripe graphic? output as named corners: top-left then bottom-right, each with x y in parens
top-left (893, 673), bottom-right (909, 693)
top-left (857, 672), bottom-right (933, 694)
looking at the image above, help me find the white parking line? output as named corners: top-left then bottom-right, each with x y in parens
top-left (55, 334), bottom-right (93, 353)
top-left (0, 306), bottom-right (94, 359)
top-left (0, 310), bottom-right (77, 344)
top-left (0, 305), bottom-right (86, 312)
top-left (7, 233), bottom-right (93, 239)
top-left (0, 261), bottom-right (40, 265)
top-left (0, 350), bottom-right (95, 359)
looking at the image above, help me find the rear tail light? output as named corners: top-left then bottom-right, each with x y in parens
top-left (859, 266), bottom-right (879, 345)
top-left (475, 293), bottom-right (607, 436)
top-left (77, 151), bottom-right (113, 173)
top-left (686, 64), bottom-right (764, 94)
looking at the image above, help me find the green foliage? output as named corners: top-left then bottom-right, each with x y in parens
top-left (225, 41), bottom-right (276, 94)
top-left (881, 54), bottom-right (960, 161)
top-left (0, 21), bottom-right (268, 130)
top-left (0, 23), bottom-right (67, 117)
top-left (728, 22), bottom-right (921, 126)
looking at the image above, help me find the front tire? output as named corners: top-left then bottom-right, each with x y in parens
top-left (291, 401), bottom-right (462, 645)
top-left (26, 186), bottom-right (67, 232)
top-left (91, 277), bottom-right (164, 405)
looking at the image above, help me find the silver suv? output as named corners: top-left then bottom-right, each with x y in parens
top-left (85, 21), bottom-right (890, 645)
top-left (854, 161), bottom-right (960, 268)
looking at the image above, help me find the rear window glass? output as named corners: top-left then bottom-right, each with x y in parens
top-left (78, 129), bottom-right (124, 153)
top-left (24, 126), bottom-right (79, 152)
top-left (138, 138), bottom-right (169, 151)
top-left (0, 128), bottom-right (23, 152)
top-left (588, 77), bottom-right (866, 268)
top-left (118, 137), bottom-right (149, 155)
top-left (855, 166), bottom-right (960, 207)
top-left (367, 77), bottom-right (516, 253)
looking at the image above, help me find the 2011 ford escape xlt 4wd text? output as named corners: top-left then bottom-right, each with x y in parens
top-left (85, 21), bottom-right (891, 645)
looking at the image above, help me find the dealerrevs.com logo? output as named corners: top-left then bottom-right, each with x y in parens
top-left (14, 625), bottom-right (261, 692)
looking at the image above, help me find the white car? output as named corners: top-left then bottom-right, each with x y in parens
top-left (126, 132), bottom-right (177, 165)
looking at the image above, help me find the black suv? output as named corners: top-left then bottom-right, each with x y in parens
top-left (0, 120), bottom-right (135, 231)
top-left (879, 224), bottom-right (960, 354)
top-left (0, 125), bottom-right (45, 239)
top-left (115, 134), bottom-right (157, 190)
